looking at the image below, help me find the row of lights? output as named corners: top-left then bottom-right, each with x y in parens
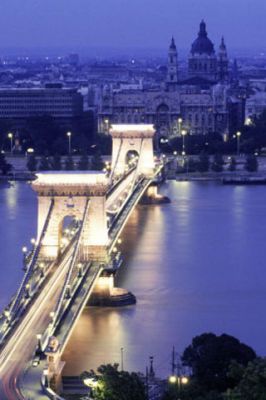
top-left (6, 131), bottom-right (73, 155)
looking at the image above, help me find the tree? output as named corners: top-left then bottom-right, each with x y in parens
top-left (78, 153), bottom-right (89, 170)
top-left (228, 157), bottom-right (236, 172)
top-left (184, 157), bottom-right (197, 173)
top-left (182, 333), bottom-right (256, 392)
top-left (162, 378), bottom-right (224, 400)
top-left (26, 154), bottom-right (38, 172)
top-left (211, 154), bottom-right (224, 172)
top-left (0, 153), bottom-right (12, 175)
top-left (65, 155), bottom-right (75, 170)
top-left (81, 364), bottom-right (147, 400)
top-left (245, 155), bottom-right (258, 172)
top-left (38, 156), bottom-right (50, 171)
top-left (229, 358), bottom-right (266, 400)
top-left (197, 154), bottom-right (210, 173)
top-left (50, 154), bottom-right (62, 170)
top-left (91, 151), bottom-right (104, 171)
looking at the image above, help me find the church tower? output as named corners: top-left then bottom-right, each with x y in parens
top-left (166, 37), bottom-right (178, 90)
top-left (188, 20), bottom-right (217, 81)
top-left (217, 37), bottom-right (229, 81)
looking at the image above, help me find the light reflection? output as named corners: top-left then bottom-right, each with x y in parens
top-left (5, 184), bottom-right (18, 218)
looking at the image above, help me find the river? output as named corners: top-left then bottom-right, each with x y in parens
top-left (1, 181), bottom-right (266, 378)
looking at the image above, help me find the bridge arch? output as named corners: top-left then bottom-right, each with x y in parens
top-left (125, 149), bottom-right (139, 166)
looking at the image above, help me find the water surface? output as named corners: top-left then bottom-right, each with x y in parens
top-left (0, 181), bottom-right (266, 377)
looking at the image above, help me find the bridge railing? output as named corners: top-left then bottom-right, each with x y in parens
top-left (7, 198), bottom-right (55, 322)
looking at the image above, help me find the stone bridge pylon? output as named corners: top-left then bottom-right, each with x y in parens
top-left (32, 172), bottom-right (109, 261)
top-left (110, 124), bottom-right (155, 177)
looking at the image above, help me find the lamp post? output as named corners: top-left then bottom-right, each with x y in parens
top-left (178, 118), bottom-right (182, 136)
top-left (121, 347), bottom-right (124, 371)
top-left (181, 129), bottom-right (187, 155)
top-left (66, 131), bottom-right (72, 155)
top-left (22, 246), bottom-right (27, 270)
top-left (236, 131), bottom-right (241, 157)
top-left (8, 132), bottom-right (13, 154)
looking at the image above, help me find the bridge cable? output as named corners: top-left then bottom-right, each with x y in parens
top-left (8, 198), bottom-right (55, 320)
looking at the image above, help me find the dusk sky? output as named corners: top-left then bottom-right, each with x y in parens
top-left (0, 0), bottom-right (265, 53)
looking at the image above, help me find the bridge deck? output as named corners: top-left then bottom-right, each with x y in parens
top-left (54, 262), bottom-right (103, 350)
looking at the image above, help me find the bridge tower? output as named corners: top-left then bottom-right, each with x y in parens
top-left (110, 124), bottom-right (155, 177)
top-left (32, 172), bottom-right (109, 261)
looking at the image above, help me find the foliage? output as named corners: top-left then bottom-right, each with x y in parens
top-left (26, 154), bottom-right (38, 172)
top-left (78, 153), bottom-right (89, 170)
top-left (38, 156), bottom-right (50, 171)
top-left (50, 154), bottom-right (62, 170)
top-left (197, 153), bottom-right (210, 172)
top-left (184, 157), bottom-right (197, 173)
top-left (182, 333), bottom-right (256, 392)
top-left (95, 133), bottom-right (112, 155)
top-left (228, 157), bottom-right (236, 172)
top-left (81, 364), bottom-right (147, 400)
top-left (65, 156), bottom-right (75, 170)
top-left (91, 151), bottom-right (104, 171)
top-left (162, 378), bottom-right (224, 400)
top-left (211, 154), bottom-right (224, 172)
top-left (0, 153), bottom-right (12, 175)
top-left (229, 358), bottom-right (266, 400)
top-left (245, 155), bottom-right (258, 172)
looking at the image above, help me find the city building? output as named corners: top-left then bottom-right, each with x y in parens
top-left (0, 84), bottom-right (83, 128)
top-left (97, 21), bottom-right (244, 138)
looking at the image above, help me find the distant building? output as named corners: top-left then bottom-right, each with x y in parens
top-left (0, 85), bottom-right (83, 127)
top-left (245, 92), bottom-right (266, 118)
top-left (97, 21), bottom-right (243, 138)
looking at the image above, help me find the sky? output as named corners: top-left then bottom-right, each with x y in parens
top-left (0, 0), bottom-right (265, 54)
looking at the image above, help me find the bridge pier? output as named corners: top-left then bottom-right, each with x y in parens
top-left (140, 182), bottom-right (171, 205)
top-left (89, 272), bottom-right (136, 307)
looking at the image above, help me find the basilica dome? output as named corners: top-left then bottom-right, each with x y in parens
top-left (191, 20), bottom-right (215, 55)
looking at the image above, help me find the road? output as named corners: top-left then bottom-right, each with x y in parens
top-left (0, 247), bottom-right (75, 400)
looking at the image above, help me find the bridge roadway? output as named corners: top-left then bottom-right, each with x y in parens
top-left (0, 165), bottom-right (162, 399)
top-left (0, 244), bottom-right (76, 399)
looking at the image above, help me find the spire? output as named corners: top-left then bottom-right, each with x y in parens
top-left (220, 36), bottom-right (226, 51)
top-left (170, 36), bottom-right (176, 50)
top-left (199, 20), bottom-right (207, 37)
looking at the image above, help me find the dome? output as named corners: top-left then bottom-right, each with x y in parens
top-left (191, 20), bottom-right (215, 55)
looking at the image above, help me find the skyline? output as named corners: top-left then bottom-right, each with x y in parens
top-left (0, 0), bottom-right (265, 56)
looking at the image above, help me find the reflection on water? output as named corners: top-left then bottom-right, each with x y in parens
top-left (0, 182), bottom-right (36, 309)
top-left (1, 182), bottom-right (266, 377)
top-left (63, 181), bottom-right (266, 377)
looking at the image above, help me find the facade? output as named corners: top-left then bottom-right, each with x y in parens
top-left (98, 21), bottom-right (243, 138)
top-left (0, 86), bottom-right (83, 120)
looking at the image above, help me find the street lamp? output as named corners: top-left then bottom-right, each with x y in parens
top-left (178, 118), bottom-right (182, 136)
top-left (8, 133), bottom-right (13, 154)
top-left (66, 131), bottom-right (72, 155)
top-left (236, 131), bottom-right (241, 156)
top-left (181, 129), bottom-right (187, 157)
top-left (121, 347), bottom-right (124, 371)
top-left (22, 246), bottom-right (27, 269)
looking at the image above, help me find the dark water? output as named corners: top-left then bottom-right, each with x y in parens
top-left (1, 181), bottom-right (266, 377)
